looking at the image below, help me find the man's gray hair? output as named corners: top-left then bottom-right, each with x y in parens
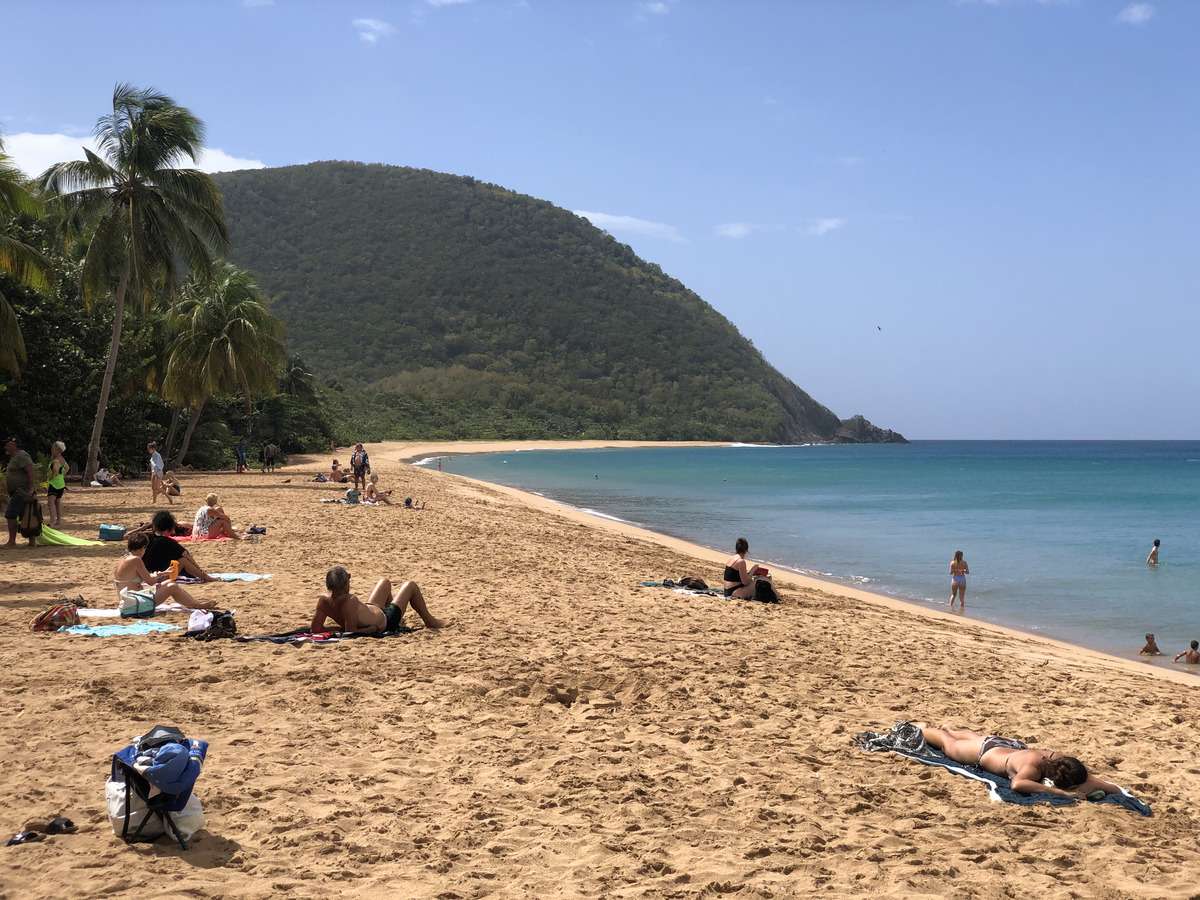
top-left (326, 566), bottom-right (350, 592)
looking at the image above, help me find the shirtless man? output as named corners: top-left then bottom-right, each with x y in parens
top-left (920, 724), bottom-right (1121, 799)
top-left (310, 566), bottom-right (446, 634)
top-left (1174, 640), bottom-right (1200, 664)
top-left (1147, 539), bottom-right (1160, 565)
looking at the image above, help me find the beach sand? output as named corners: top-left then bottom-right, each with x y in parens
top-left (2, 440), bottom-right (1198, 899)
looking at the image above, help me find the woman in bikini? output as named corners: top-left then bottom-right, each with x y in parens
top-left (310, 566), bottom-right (446, 634)
top-left (920, 725), bottom-right (1121, 799)
top-left (363, 473), bottom-right (394, 505)
top-left (113, 533), bottom-right (217, 611)
top-left (950, 550), bottom-right (969, 607)
top-left (46, 441), bottom-right (68, 527)
top-left (723, 537), bottom-right (766, 599)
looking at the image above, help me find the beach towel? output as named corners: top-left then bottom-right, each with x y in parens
top-left (79, 603), bottom-right (193, 619)
top-left (60, 621), bottom-right (182, 637)
top-left (234, 625), bottom-right (412, 645)
top-left (857, 722), bottom-right (1152, 817)
top-left (173, 573), bottom-right (272, 583)
top-left (640, 581), bottom-right (724, 597)
top-left (176, 533), bottom-right (235, 543)
top-left (35, 526), bottom-right (104, 547)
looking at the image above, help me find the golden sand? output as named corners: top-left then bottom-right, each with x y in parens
top-left (2, 441), bottom-right (1197, 899)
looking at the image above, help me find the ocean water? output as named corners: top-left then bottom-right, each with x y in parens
top-left (418, 442), bottom-right (1200, 661)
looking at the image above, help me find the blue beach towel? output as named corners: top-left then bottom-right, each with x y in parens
top-left (61, 621), bottom-right (182, 637)
top-left (858, 722), bottom-right (1152, 817)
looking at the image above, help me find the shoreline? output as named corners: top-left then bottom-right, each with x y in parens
top-left (373, 439), bottom-right (1198, 688)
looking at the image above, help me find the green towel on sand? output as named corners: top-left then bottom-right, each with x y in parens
top-left (36, 526), bottom-right (104, 547)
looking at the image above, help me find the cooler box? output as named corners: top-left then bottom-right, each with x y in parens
top-left (99, 524), bottom-right (126, 541)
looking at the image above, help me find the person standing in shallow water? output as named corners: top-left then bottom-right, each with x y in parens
top-left (1146, 539), bottom-right (1160, 565)
top-left (950, 550), bottom-right (969, 607)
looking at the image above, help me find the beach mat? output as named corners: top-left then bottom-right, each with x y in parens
top-left (60, 621), bottom-right (183, 637)
top-left (640, 581), bottom-right (724, 597)
top-left (858, 722), bottom-right (1152, 817)
top-left (35, 526), bottom-right (104, 548)
top-left (234, 625), bottom-right (413, 645)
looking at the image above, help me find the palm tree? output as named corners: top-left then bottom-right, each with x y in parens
top-left (0, 131), bottom-right (51, 376)
top-left (40, 84), bottom-right (230, 479)
top-left (163, 262), bottom-right (285, 465)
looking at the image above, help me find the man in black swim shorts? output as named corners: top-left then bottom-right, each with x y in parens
top-left (310, 566), bottom-right (447, 634)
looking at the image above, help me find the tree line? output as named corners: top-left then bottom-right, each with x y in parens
top-left (1, 84), bottom-right (330, 478)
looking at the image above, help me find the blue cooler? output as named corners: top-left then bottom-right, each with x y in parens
top-left (99, 524), bottom-right (126, 541)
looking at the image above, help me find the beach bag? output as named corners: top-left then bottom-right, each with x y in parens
top-left (752, 578), bottom-right (780, 604)
top-left (18, 496), bottom-right (42, 539)
top-left (119, 588), bottom-right (156, 618)
top-left (99, 524), bottom-right (127, 541)
top-left (678, 576), bottom-right (709, 590)
top-left (106, 725), bottom-right (207, 849)
top-left (345, 489), bottom-right (361, 504)
top-left (31, 603), bottom-right (80, 631)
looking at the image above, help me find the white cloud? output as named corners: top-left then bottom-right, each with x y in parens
top-left (573, 210), bottom-right (684, 242)
top-left (715, 222), bottom-right (760, 239)
top-left (807, 218), bottom-right (846, 237)
top-left (1117, 3), bottom-right (1155, 25)
top-left (353, 18), bottom-right (396, 43)
top-left (5, 132), bottom-right (265, 178)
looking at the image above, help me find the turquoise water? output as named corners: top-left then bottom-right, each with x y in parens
top-left (419, 442), bottom-right (1200, 660)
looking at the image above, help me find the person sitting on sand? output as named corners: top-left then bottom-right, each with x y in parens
top-left (723, 537), bottom-right (765, 599)
top-left (114, 533), bottom-right (217, 611)
top-left (364, 473), bottom-right (393, 505)
top-left (1174, 640), bottom-right (1200, 664)
top-left (95, 467), bottom-right (124, 487)
top-left (161, 471), bottom-right (181, 497)
top-left (920, 724), bottom-right (1122, 799)
top-left (192, 493), bottom-right (242, 540)
top-left (310, 566), bottom-right (446, 634)
top-left (1140, 633), bottom-right (1162, 656)
top-left (143, 511), bottom-right (218, 582)
top-left (327, 460), bottom-right (351, 484)
top-left (403, 497), bottom-right (426, 510)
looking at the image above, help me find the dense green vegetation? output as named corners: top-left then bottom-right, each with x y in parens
top-left (214, 162), bottom-right (903, 444)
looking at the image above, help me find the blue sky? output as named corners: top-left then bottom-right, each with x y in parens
top-left (3, 1), bottom-right (1196, 439)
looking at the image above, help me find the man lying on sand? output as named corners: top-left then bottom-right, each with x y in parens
top-left (311, 566), bottom-right (446, 634)
top-left (920, 725), bottom-right (1121, 799)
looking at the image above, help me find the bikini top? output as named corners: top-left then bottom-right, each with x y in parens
top-left (723, 564), bottom-right (743, 583)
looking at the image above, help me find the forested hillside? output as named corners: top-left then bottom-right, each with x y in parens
top-left (213, 162), bottom-right (903, 443)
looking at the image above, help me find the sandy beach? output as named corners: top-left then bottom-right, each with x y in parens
top-left (2, 440), bottom-right (1198, 899)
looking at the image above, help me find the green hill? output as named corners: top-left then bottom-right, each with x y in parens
top-left (212, 162), bottom-right (903, 443)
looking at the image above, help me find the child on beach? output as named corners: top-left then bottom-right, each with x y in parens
top-left (1174, 640), bottom-right (1200, 664)
top-left (1139, 634), bottom-right (1162, 655)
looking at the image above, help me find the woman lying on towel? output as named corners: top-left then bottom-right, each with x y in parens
top-left (920, 725), bottom-right (1122, 799)
top-left (311, 566), bottom-right (446, 634)
top-left (113, 533), bottom-right (218, 611)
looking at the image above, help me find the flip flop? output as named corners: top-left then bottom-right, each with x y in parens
top-left (7, 831), bottom-right (42, 846)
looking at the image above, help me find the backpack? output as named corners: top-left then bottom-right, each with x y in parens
top-left (106, 725), bottom-right (208, 849)
top-left (18, 496), bottom-right (42, 539)
top-left (753, 578), bottom-right (781, 603)
top-left (678, 576), bottom-right (709, 590)
top-left (31, 603), bottom-right (81, 631)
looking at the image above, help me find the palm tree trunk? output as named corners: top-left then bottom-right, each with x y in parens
top-left (174, 398), bottom-right (206, 467)
top-left (83, 261), bottom-right (131, 482)
top-left (164, 405), bottom-right (183, 458)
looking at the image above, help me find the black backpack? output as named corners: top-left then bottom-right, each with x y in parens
top-left (752, 578), bottom-right (780, 603)
top-left (18, 496), bottom-right (43, 539)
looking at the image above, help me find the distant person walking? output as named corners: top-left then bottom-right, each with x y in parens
top-left (263, 441), bottom-right (278, 473)
top-left (148, 442), bottom-right (169, 505)
top-left (1146, 539), bottom-right (1160, 565)
top-left (234, 438), bottom-right (248, 474)
top-left (47, 441), bottom-right (68, 527)
top-left (950, 550), bottom-right (969, 607)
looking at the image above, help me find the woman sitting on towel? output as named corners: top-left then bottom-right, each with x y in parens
top-left (363, 473), bottom-right (394, 505)
top-left (723, 537), bottom-right (767, 599)
top-left (193, 493), bottom-right (242, 540)
top-left (920, 725), bottom-right (1122, 799)
top-left (114, 533), bottom-right (217, 611)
